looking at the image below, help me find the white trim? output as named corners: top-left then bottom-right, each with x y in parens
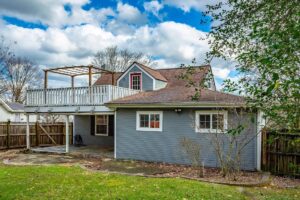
top-left (0, 98), bottom-right (24, 113)
top-left (136, 111), bottom-right (163, 132)
top-left (107, 103), bottom-right (246, 108)
top-left (26, 114), bottom-right (30, 149)
top-left (129, 72), bottom-right (142, 90)
top-left (195, 110), bottom-right (228, 133)
top-left (256, 110), bottom-right (265, 171)
top-left (65, 115), bottom-right (70, 153)
top-left (114, 111), bottom-right (117, 159)
top-left (94, 115), bottom-right (109, 136)
top-left (116, 63), bottom-right (156, 90)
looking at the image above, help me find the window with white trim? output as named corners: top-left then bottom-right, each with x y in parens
top-left (130, 73), bottom-right (142, 90)
top-left (195, 111), bottom-right (227, 133)
top-left (95, 115), bottom-right (109, 136)
top-left (136, 111), bottom-right (163, 131)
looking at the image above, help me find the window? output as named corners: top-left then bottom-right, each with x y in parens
top-left (95, 115), bottom-right (109, 136)
top-left (130, 73), bottom-right (142, 90)
top-left (136, 111), bottom-right (163, 131)
top-left (195, 111), bottom-right (227, 133)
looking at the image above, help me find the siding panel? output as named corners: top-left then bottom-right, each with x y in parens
top-left (118, 65), bottom-right (154, 91)
top-left (74, 115), bottom-right (113, 147)
top-left (116, 108), bottom-right (257, 170)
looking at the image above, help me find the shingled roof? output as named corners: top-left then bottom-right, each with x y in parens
top-left (98, 64), bottom-right (244, 107)
top-left (134, 62), bottom-right (167, 82)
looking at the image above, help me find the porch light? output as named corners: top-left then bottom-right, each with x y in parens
top-left (174, 108), bottom-right (182, 113)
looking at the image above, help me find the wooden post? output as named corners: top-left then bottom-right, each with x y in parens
top-left (26, 115), bottom-right (30, 149)
top-left (35, 122), bottom-right (39, 147)
top-left (6, 120), bottom-right (10, 149)
top-left (71, 76), bottom-right (75, 104)
top-left (65, 115), bottom-right (70, 153)
top-left (44, 71), bottom-right (48, 89)
top-left (112, 72), bottom-right (115, 85)
top-left (88, 66), bottom-right (92, 87)
top-left (44, 71), bottom-right (48, 104)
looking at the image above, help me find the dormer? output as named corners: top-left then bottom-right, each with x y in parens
top-left (117, 62), bottom-right (167, 91)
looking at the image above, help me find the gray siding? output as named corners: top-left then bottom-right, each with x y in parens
top-left (116, 108), bottom-right (257, 170)
top-left (74, 115), bottom-right (113, 147)
top-left (155, 79), bottom-right (167, 90)
top-left (118, 65), bottom-right (154, 91)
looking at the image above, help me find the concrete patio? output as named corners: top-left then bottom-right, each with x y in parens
top-left (31, 145), bottom-right (114, 159)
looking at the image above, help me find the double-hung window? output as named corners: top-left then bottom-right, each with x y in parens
top-left (136, 111), bottom-right (163, 131)
top-left (95, 115), bottom-right (109, 136)
top-left (130, 73), bottom-right (142, 90)
top-left (195, 111), bottom-right (227, 133)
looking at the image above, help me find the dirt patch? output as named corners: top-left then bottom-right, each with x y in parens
top-left (0, 149), bottom-right (20, 160)
top-left (270, 176), bottom-right (300, 188)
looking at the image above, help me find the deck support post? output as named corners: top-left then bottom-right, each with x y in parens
top-left (26, 114), bottom-right (30, 150)
top-left (65, 115), bottom-right (70, 153)
top-left (256, 110), bottom-right (266, 171)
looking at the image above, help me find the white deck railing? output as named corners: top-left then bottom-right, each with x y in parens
top-left (26, 85), bottom-right (139, 106)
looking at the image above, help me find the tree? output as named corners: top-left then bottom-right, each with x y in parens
top-left (0, 57), bottom-right (42, 103)
top-left (180, 137), bottom-right (204, 177)
top-left (0, 36), bottom-right (14, 95)
top-left (92, 46), bottom-right (153, 72)
top-left (0, 36), bottom-right (42, 103)
top-left (205, 0), bottom-right (300, 129)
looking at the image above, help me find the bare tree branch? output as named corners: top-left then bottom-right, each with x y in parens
top-left (92, 46), bottom-right (154, 72)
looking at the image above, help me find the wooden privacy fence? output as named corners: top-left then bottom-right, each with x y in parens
top-left (262, 129), bottom-right (300, 177)
top-left (0, 121), bottom-right (73, 149)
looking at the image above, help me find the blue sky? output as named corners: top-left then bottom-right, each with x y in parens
top-left (0, 0), bottom-right (234, 88)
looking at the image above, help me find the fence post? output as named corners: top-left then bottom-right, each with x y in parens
top-left (6, 120), bottom-right (10, 149)
top-left (35, 122), bottom-right (39, 146)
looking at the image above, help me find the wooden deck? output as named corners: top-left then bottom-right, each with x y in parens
top-left (26, 85), bottom-right (139, 107)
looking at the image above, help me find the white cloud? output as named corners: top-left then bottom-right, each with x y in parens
top-left (162, 0), bottom-right (224, 12)
top-left (117, 2), bottom-right (147, 25)
top-left (144, 1), bottom-right (163, 17)
top-left (0, 1), bottom-right (235, 88)
top-left (0, 0), bottom-right (115, 27)
top-left (212, 67), bottom-right (230, 79)
top-left (124, 21), bottom-right (209, 65)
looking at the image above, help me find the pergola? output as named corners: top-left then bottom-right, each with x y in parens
top-left (26, 65), bottom-right (115, 153)
top-left (43, 65), bottom-right (115, 88)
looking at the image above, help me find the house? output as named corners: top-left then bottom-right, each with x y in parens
top-left (24, 62), bottom-right (264, 171)
top-left (0, 97), bottom-right (37, 122)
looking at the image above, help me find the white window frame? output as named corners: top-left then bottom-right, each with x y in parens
top-left (95, 115), bottom-right (109, 136)
top-left (195, 110), bottom-right (228, 133)
top-left (136, 111), bottom-right (163, 132)
top-left (129, 72), bottom-right (142, 90)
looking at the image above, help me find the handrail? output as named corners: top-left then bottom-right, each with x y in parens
top-left (25, 85), bottom-right (139, 106)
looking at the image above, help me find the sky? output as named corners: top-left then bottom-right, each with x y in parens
top-left (0, 0), bottom-right (236, 88)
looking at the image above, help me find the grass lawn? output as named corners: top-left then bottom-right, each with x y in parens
top-left (0, 164), bottom-right (299, 200)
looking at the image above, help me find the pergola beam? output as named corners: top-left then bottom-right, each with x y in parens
top-left (43, 65), bottom-right (113, 88)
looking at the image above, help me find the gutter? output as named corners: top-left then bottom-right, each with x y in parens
top-left (105, 102), bottom-right (246, 108)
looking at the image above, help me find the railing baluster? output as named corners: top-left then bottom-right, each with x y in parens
top-left (26, 85), bottom-right (140, 107)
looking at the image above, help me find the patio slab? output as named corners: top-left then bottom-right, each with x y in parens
top-left (31, 145), bottom-right (114, 159)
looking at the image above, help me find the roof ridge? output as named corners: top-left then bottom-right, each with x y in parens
top-left (155, 65), bottom-right (211, 71)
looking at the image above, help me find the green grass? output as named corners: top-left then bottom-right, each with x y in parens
top-left (0, 164), bottom-right (299, 200)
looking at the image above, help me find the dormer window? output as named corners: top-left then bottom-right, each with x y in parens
top-left (130, 73), bottom-right (142, 90)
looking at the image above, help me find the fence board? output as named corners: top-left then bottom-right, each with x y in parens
top-left (262, 129), bottom-right (300, 177)
top-left (0, 121), bottom-right (73, 149)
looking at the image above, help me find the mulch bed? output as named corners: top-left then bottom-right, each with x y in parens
top-left (84, 158), bottom-right (300, 188)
